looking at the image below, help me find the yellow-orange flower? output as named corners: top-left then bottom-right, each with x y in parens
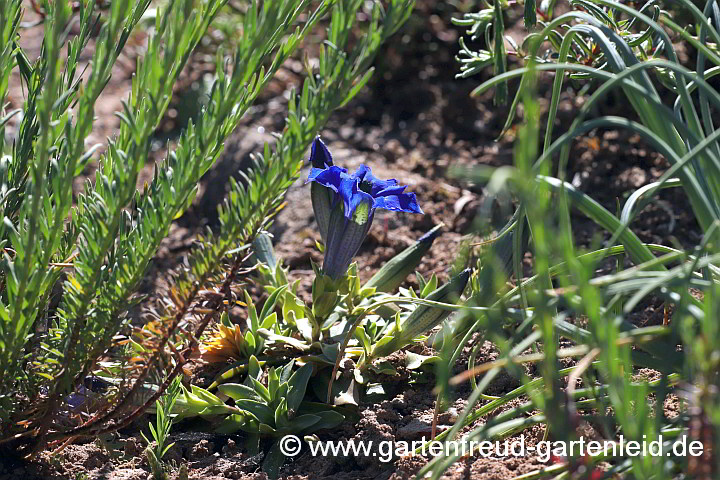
top-left (200, 324), bottom-right (249, 363)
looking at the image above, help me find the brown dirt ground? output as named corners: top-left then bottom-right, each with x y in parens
top-left (1, 1), bottom-right (696, 479)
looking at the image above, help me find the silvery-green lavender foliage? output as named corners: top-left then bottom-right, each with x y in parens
top-left (0, 0), bottom-right (414, 451)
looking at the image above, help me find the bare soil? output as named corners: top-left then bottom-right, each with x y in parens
top-left (1, 1), bottom-right (695, 479)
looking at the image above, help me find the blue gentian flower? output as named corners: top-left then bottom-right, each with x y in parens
top-left (307, 137), bottom-right (423, 279)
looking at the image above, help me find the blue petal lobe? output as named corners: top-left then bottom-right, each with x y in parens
top-left (351, 165), bottom-right (398, 195)
top-left (310, 137), bottom-right (333, 168)
top-left (307, 165), bottom-right (347, 191)
top-left (335, 174), bottom-right (361, 219)
top-left (373, 191), bottom-right (423, 214)
top-left (348, 191), bottom-right (374, 222)
top-left (375, 185), bottom-right (407, 196)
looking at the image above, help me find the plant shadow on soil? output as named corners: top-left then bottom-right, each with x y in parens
top-left (2, 1), bottom-right (696, 479)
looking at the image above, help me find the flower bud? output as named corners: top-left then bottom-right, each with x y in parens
top-left (371, 269), bottom-right (471, 359)
top-left (363, 224), bottom-right (443, 292)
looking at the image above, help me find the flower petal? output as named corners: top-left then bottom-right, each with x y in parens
top-left (328, 173), bottom-right (373, 221)
top-left (310, 137), bottom-right (333, 168)
top-left (351, 165), bottom-right (398, 195)
top-left (373, 191), bottom-right (423, 214)
top-left (307, 165), bottom-right (348, 190)
top-left (309, 166), bottom-right (376, 220)
top-left (375, 184), bottom-right (407, 196)
top-left (348, 191), bottom-right (374, 222)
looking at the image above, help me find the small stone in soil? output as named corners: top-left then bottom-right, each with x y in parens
top-left (187, 439), bottom-right (214, 461)
top-left (397, 418), bottom-right (450, 439)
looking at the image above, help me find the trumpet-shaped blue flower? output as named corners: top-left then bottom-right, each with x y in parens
top-left (307, 137), bottom-right (423, 279)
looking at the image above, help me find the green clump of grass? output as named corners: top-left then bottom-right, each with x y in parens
top-left (418, 0), bottom-right (720, 478)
